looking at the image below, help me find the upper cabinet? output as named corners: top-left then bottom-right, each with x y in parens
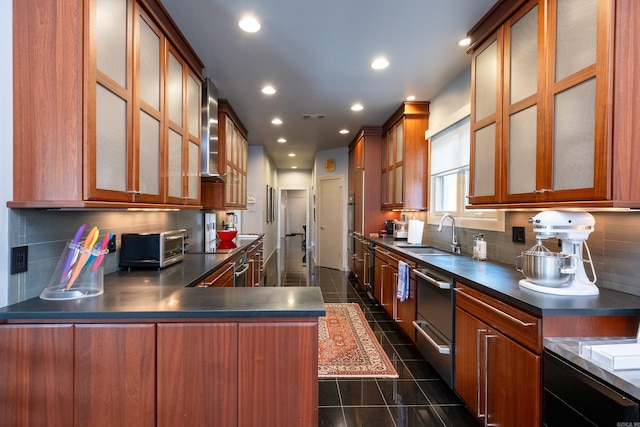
top-left (381, 102), bottom-right (430, 210)
top-left (468, 0), bottom-right (640, 208)
top-left (10, 0), bottom-right (203, 209)
top-left (202, 99), bottom-right (248, 210)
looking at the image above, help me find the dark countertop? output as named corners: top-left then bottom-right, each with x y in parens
top-left (0, 235), bottom-right (326, 320)
top-left (368, 236), bottom-right (640, 317)
top-left (545, 337), bottom-right (640, 400)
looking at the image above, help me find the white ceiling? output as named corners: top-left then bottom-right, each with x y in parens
top-left (161, 0), bottom-right (498, 170)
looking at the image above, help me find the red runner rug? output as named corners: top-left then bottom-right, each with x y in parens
top-left (318, 303), bottom-right (398, 378)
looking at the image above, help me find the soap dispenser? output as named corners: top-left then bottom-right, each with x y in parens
top-left (476, 234), bottom-right (487, 261)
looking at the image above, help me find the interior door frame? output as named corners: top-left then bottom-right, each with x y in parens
top-left (277, 187), bottom-right (309, 251)
top-left (316, 175), bottom-right (344, 270)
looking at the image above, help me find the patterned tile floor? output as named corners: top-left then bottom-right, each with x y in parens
top-left (264, 236), bottom-right (479, 427)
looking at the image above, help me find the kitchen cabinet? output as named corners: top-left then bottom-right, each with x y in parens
top-left (380, 102), bottom-right (430, 210)
top-left (373, 247), bottom-right (417, 341)
top-left (0, 324), bottom-right (74, 426)
top-left (467, 0), bottom-right (640, 208)
top-left (157, 323), bottom-right (237, 427)
top-left (10, 0), bottom-right (203, 209)
top-left (0, 323), bottom-right (155, 427)
top-left (0, 318), bottom-right (318, 427)
top-left (202, 100), bottom-right (249, 210)
top-left (195, 259), bottom-right (236, 287)
top-left (454, 283), bottom-right (541, 427)
top-left (247, 237), bottom-right (264, 287)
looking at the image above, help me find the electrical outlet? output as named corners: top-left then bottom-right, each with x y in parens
top-left (108, 234), bottom-right (116, 253)
top-left (512, 226), bottom-right (526, 244)
top-left (11, 246), bottom-right (28, 274)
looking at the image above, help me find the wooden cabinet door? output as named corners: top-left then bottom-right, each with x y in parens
top-left (454, 308), bottom-right (485, 420)
top-left (374, 249), bottom-right (385, 304)
top-left (0, 324), bottom-right (74, 427)
top-left (238, 322), bottom-right (318, 427)
top-left (486, 329), bottom-right (540, 427)
top-left (74, 324), bottom-right (156, 427)
top-left (157, 323), bottom-right (238, 427)
top-left (89, 0), bottom-right (134, 203)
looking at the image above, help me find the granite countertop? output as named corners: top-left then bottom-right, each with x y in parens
top-left (545, 337), bottom-right (640, 400)
top-left (368, 236), bottom-right (640, 317)
top-left (0, 235), bottom-right (325, 320)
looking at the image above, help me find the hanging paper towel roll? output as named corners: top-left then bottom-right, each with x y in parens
top-left (407, 219), bottom-right (424, 244)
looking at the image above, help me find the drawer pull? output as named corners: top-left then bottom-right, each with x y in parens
top-left (455, 288), bottom-right (535, 327)
top-left (413, 321), bottom-right (451, 354)
top-left (413, 269), bottom-right (450, 289)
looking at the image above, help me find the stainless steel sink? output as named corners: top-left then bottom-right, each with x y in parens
top-left (396, 245), bottom-right (454, 256)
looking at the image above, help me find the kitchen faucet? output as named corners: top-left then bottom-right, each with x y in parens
top-left (438, 214), bottom-right (461, 254)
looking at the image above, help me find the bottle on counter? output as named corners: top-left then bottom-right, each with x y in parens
top-left (475, 234), bottom-right (487, 261)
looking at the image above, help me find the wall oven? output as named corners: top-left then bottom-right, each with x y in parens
top-left (412, 265), bottom-right (455, 387)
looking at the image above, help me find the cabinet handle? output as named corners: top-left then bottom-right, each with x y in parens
top-left (412, 321), bottom-right (451, 354)
top-left (235, 264), bottom-right (249, 276)
top-left (413, 269), bottom-right (450, 289)
top-left (126, 190), bottom-right (142, 195)
top-left (484, 333), bottom-right (498, 427)
top-left (393, 272), bottom-right (398, 320)
top-left (533, 188), bottom-right (552, 193)
top-left (476, 329), bottom-right (488, 419)
top-left (455, 289), bottom-right (535, 327)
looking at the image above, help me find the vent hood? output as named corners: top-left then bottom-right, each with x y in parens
top-left (201, 78), bottom-right (225, 182)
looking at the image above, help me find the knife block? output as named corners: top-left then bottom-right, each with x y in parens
top-left (40, 241), bottom-right (108, 300)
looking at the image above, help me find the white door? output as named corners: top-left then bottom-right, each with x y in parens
top-left (317, 176), bottom-right (343, 270)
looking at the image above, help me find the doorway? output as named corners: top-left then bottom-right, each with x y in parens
top-left (317, 176), bottom-right (343, 270)
top-left (278, 188), bottom-right (310, 284)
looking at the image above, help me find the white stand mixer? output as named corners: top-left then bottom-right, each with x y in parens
top-left (519, 211), bottom-right (599, 296)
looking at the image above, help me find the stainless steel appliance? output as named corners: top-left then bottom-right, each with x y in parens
top-left (413, 266), bottom-right (455, 387)
top-left (348, 193), bottom-right (355, 257)
top-left (119, 229), bottom-right (186, 269)
top-left (384, 219), bottom-right (397, 236)
top-left (204, 212), bottom-right (216, 243)
top-left (234, 253), bottom-right (249, 287)
top-left (201, 78), bottom-right (225, 182)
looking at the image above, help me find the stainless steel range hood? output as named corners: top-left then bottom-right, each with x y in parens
top-left (201, 78), bottom-right (225, 182)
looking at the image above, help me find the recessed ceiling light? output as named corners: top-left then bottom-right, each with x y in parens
top-left (291, 166), bottom-right (298, 169)
top-left (277, 138), bottom-right (287, 143)
top-left (406, 95), bottom-right (416, 101)
top-left (371, 57), bottom-right (389, 70)
top-left (261, 85), bottom-right (276, 95)
top-left (351, 103), bottom-right (363, 111)
top-left (271, 118), bottom-right (283, 125)
top-left (339, 129), bottom-right (349, 135)
top-left (288, 153), bottom-right (295, 157)
top-left (239, 16), bottom-right (261, 33)
top-left (458, 37), bottom-right (471, 47)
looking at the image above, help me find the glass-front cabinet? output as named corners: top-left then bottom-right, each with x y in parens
top-left (11, 0), bottom-right (203, 208)
top-left (468, 0), bottom-right (640, 208)
top-left (381, 102), bottom-right (429, 210)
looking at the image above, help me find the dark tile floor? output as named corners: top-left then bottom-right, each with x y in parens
top-left (265, 236), bottom-right (480, 427)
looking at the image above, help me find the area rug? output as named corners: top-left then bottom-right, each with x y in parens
top-left (318, 303), bottom-right (398, 378)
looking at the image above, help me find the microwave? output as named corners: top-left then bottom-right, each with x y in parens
top-left (119, 229), bottom-right (186, 269)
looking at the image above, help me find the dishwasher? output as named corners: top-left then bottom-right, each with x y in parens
top-left (412, 265), bottom-right (455, 387)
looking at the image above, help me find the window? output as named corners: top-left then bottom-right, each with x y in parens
top-left (428, 116), bottom-right (504, 231)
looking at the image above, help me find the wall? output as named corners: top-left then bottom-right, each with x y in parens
top-left (314, 147), bottom-right (349, 270)
top-left (0, 1), bottom-right (12, 307)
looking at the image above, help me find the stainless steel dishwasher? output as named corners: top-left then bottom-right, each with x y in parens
top-left (412, 265), bottom-right (455, 387)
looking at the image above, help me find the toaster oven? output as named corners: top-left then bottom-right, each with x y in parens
top-left (119, 229), bottom-right (186, 269)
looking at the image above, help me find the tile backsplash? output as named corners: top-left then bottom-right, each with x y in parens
top-left (8, 209), bottom-right (204, 304)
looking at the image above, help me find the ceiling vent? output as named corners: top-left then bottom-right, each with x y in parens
top-left (302, 114), bottom-right (326, 120)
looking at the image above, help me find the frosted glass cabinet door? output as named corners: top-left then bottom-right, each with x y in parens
top-left (96, 84), bottom-right (127, 192)
top-left (139, 111), bottom-right (160, 196)
top-left (474, 40), bottom-right (498, 121)
top-left (473, 124), bottom-right (496, 197)
top-left (188, 140), bottom-right (200, 200)
top-left (167, 52), bottom-right (183, 127)
top-left (138, 17), bottom-right (160, 110)
top-left (510, 5), bottom-right (538, 105)
top-left (187, 75), bottom-right (200, 138)
top-left (555, 0), bottom-right (597, 82)
top-left (168, 129), bottom-right (183, 199)
top-left (508, 106), bottom-right (537, 195)
top-left (395, 122), bottom-right (403, 164)
top-left (96, 0), bottom-right (127, 87)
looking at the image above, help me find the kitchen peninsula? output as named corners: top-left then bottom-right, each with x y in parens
top-left (0, 240), bottom-right (325, 427)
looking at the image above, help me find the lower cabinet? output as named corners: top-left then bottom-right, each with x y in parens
top-left (0, 319), bottom-right (318, 427)
top-left (195, 259), bottom-right (236, 287)
top-left (455, 283), bottom-right (541, 427)
top-left (372, 246), bottom-right (416, 342)
top-left (246, 238), bottom-right (264, 287)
